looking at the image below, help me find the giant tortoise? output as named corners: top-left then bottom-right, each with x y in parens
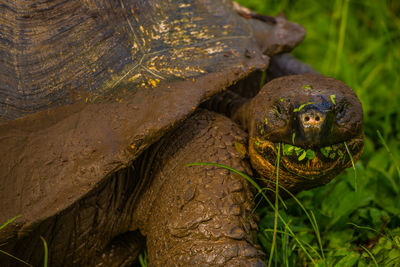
top-left (0, 0), bottom-right (363, 266)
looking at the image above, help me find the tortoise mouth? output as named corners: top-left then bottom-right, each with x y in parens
top-left (251, 134), bottom-right (364, 179)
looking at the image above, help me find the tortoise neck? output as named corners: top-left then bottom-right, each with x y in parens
top-left (201, 90), bottom-right (251, 129)
top-left (231, 98), bottom-right (252, 131)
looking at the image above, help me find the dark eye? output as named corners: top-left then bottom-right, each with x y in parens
top-left (337, 102), bottom-right (348, 120)
top-left (277, 105), bottom-right (282, 114)
top-left (273, 105), bottom-right (282, 116)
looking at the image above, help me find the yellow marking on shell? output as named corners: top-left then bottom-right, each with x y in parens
top-left (179, 3), bottom-right (191, 8)
top-left (147, 78), bottom-right (160, 88)
top-left (151, 32), bottom-right (161, 40)
top-left (191, 16), bottom-right (203, 22)
top-left (128, 73), bottom-right (142, 82)
top-left (181, 12), bottom-right (193, 16)
top-left (86, 1), bottom-right (256, 102)
top-left (196, 29), bottom-right (215, 40)
top-left (204, 47), bottom-right (223, 54)
top-left (173, 18), bottom-right (189, 24)
top-left (158, 20), bottom-right (169, 33)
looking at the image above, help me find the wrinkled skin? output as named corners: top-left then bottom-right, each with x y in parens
top-left (133, 110), bottom-right (264, 266)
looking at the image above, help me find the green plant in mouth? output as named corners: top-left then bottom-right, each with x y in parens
top-left (316, 143), bottom-right (349, 161)
top-left (320, 146), bottom-right (331, 158)
top-left (282, 143), bottom-right (316, 161)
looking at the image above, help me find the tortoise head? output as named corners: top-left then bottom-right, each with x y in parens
top-left (247, 74), bottom-right (363, 193)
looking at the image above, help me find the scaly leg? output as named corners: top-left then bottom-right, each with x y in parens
top-left (133, 110), bottom-right (265, 266)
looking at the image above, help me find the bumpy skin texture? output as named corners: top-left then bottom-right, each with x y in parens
top-left (133, 110), bottom-right (265, 266)
top-left (0, 109), bottom-right (264, 266)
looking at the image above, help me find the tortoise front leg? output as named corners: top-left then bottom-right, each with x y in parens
top-left (133, 110), bottom-right (265, 266)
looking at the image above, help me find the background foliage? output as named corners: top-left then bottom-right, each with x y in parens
top-left (236, 0), bottom-right (400, 266)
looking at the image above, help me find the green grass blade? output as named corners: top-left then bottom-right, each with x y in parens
top-left (259, 69), bottom-right (267, 89)
top-left (335, 0), bottom-right (350, 75)
top-left (40, 236), bottom-right (48, 267)
top-left (347, 222), bottom-right (398, 247)
top-left (377, 130), bottom-right (400, 183)
top-left (0, 215), bottom-right (21, 230)
top-left (346, 222), bottom-right (379, 234)
top-left (383, 256), bottom-right (400, 267)
top-left (0, 249), bottom-right (33, 267)
top-left (0, 215), bottom-right (33, 266)
top-left (395, 236), bottom-right (400, 249)
top-left (344, 141), bottom-right (357, 192)
top-left (310, 210), bottom-right (325, 261)
top-left (282, 221), bottom-right (290, 267)
top-left (268, 143), bottom-right (281, 267)
top-left (258, 187), bottom-right (288, 210)
top-left (265, 182), bottom-right (324, 261)
top-left (139, 251), bottom-right (148, 267)
top-left (185, 162), bottom-right (264, 198)
top-left (264, 228), bottom-right (321, 261)
top-left (264, 229), bottom-right (295, 236)
top-left (360, 245), bottom-right (379, 267)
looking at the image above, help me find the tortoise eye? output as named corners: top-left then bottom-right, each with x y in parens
top-left (273, 104), bottom-right (288, 122)
top-left (336, 102), bottom-right (351, 120)
top-left (275, 105), bottom-right (282, 115)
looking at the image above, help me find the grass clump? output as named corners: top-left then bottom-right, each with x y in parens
top-left (236, 0), bottom-right (400, 265)
top-left (282, 143), bottom-right (316, 161)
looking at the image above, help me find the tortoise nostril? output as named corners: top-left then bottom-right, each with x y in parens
top-left (304, 116), bottom-right (310, 122)
top-left (315, 116), bottom-right (320, 121)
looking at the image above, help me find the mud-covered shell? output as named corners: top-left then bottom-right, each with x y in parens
top-left (0, 0), bottom-right (304, 235)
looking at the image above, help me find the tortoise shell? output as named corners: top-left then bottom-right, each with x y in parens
top-left (0, 0), bottom-right (304, 245)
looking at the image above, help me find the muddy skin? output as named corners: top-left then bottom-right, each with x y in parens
top-left (234, 74), bottom-right (363, 194)
top-left (133, 74), bottom-right (363, 266)
top-left (133, 110), bottom-right (264, 266)
top-left (0, 74), bottom-right (363, 266)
